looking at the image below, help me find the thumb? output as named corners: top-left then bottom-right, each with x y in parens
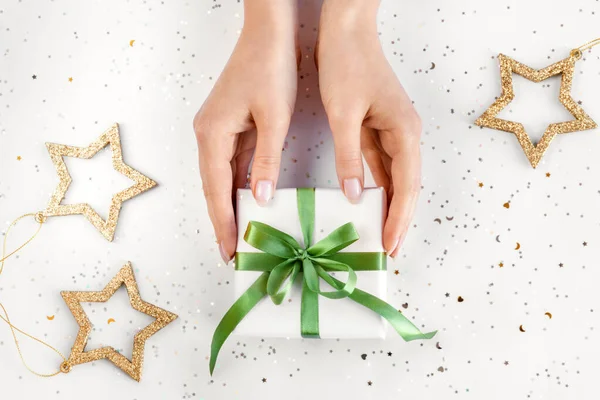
top-left (250, 109), bottom-right (290, 206)
top-left (328, 110), bottom-right (365, 203)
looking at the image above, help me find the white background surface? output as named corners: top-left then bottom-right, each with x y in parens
top-left (1, 0), bottom-right (600, 399)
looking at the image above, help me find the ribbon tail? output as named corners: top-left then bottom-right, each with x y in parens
top-left (209, 272), bottom-right (269, 375)
top-left (300, 274), bottom-right (320, 338)
top-left (331, 276), bottom-right (437, 341)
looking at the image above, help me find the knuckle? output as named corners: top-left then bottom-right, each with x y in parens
top-left (253, 105), bottom-right (293, 133)
top-left (325, 100), bottom-right (366, 133)
top-left (193, 113), bottom-right (211, 141)
top-left (327, 103), bottom-right (358, 127)
top-left (202, 183), bottom-right (229, 200)
top-left (325, 103), bottom-right (347, 124)
top-left (266, 115), bottom-right (291, 133)
top-left (401, 111), bottom-right (422, 138)
top-left (252, 154), bottom-right (281, 170)
top-left (336, 149), bottom-right (363, 169)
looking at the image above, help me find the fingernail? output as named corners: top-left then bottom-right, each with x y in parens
top-left (219, 242), bottom-right (231, 265)
top-left (255, 180), bottom-right (274, 207)
top-left (343, 178), bottom-right (362, 204)
top-left (388, 236), bottom-right (401, 258)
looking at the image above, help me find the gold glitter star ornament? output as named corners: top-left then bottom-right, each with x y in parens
top-left (475, 46), bottom-right (597, 168)
top-left (61, 262), bottom-right (178, 381)
top-left (44, 123), bottom-right (157, 241)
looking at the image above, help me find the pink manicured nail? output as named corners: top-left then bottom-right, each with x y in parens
top-left (219, 242), bottom-right (231, 265)
top-left (255, 180), bottom-right (274, 207)
top-left (388, 236), bottom-right (401, 258)
top-left (343, 178), bottom-right (362, 204)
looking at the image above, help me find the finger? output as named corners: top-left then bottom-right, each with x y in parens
top-left (361, 127), bottom-right (390, 192)
top-left (250, 107), bottom-right (291, 206)
top-left (382, 128), bottom-right (421, 258)
top-left (327, 107), bottom-right (366, 203)
top-left (196, 127), bottom-right (238, 265)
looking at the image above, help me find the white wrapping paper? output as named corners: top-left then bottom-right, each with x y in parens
top-left (233, 187), bottom-right (387, 339)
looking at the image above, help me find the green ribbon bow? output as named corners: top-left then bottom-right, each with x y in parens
top-left (210, 188), bottom-right (436, 374)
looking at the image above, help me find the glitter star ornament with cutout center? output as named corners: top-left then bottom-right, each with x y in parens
top-left (44, 123), bottom-right (157, 241)
top-left (61, 262), bottom-right (178, 381)
top-left (475, 52), bottom-right (596, 168)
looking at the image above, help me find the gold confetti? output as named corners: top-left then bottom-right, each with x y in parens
top-left (519, 325), bottom-right (526, 332)
top-left (61, 262), bottom-right (178, 381)
top-left (475, 53), bottom-right (596, 168)
top-left (515, 242), bottom-right (521, 250)
top-left (46, 315), bottom-right (55, 321)
top-left (478, 182), bottom-right (484, 187)
top-left (68, 77), bottom-right (73, 82)
top-left (44, 123), bottom-right (157, 241)
top-left (545, 312), bottom-right (553, 319)
top-left (129, 40), bottom-right (135, 47)
top-left (107, 318), bottom-right (116, 324)
top-left (503, 202), bottom-right (510, 209)
top-left (457, 296), bottom-right (464, 302)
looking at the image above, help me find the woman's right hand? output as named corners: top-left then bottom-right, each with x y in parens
top-left (193, 1), bottom-right (298, 264)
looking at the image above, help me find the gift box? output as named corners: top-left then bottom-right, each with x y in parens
top-left (209, 187), bottom-right (435, 374)
top-left (234, 187), bottom-right (388, 338)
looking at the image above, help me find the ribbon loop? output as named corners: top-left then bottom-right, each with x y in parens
top-left (244, 221), bottom-right (301, 259)
top-left (311, 258), bottom-right (357, 299)
top-left (266, 259), bottom-right (300, 305)
top-left (307, 222), bottom-right (360, 257)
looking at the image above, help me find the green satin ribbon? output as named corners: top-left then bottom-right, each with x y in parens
top-left (209, 188), bottom-right (436, 375)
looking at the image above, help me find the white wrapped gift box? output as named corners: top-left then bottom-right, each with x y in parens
top-left (233, 187), bottom-right (388, 339)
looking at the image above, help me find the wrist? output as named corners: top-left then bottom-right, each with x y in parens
top-left (320, 0), bottom-right (380, 33)
top-left (243, 0), bottom-right (298, 34)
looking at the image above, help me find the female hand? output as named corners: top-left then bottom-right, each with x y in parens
top-left (194, 1), bottom-right (298, 263)
top-left (317, 0), bottom-right (422, 257)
